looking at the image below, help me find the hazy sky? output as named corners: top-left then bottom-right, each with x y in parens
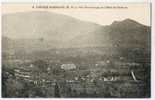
top-left (2, 3), bottom-right (150, 26)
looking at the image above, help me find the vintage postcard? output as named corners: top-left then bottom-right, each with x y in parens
top-left (1, 3), bottom-right (151, 98)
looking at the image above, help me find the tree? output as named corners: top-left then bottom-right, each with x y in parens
top-left (33, 59), bottom-right (48, 72)
top-left (54, 82), bottom-right (60, 97)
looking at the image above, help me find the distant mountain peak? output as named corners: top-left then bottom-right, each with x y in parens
top-left (123, 18), bottom-right (136, 22)
top-left (122, 18), bottom-right (142, 25)
top-left (111, 18), bottom-right (145, 28)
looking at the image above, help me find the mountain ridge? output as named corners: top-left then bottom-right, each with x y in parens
top-left (2, 11), bottom-right (151, 50)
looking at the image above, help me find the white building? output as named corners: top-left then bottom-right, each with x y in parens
top-left (61, 63), bottom-right (76, 70)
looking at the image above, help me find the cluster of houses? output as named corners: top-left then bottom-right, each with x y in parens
top-left (13, 59), bottom-right (140, 89)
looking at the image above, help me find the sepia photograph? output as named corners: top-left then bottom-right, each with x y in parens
top-left (1, 3), bottom-right (151, 98)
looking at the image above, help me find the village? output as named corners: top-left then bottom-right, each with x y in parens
top-left (1, 56), bottom-right (147, 97)
top-left (2, 46), bottom-right (150, 97)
